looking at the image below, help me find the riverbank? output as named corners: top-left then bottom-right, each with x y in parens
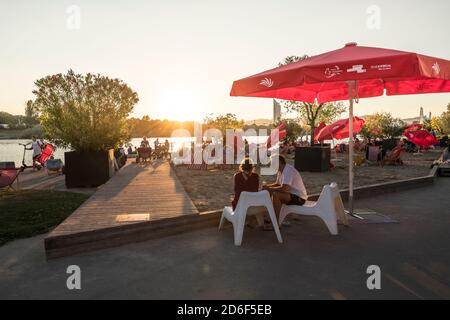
top-left (0, 129), bottom-right (26, 139)
top-left (0, 126), bottom-right (43, 139)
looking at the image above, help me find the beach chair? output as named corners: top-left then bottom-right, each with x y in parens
top-left (279, 183), bottom-right (348, 235)
top-left (381, 147), bottom-right (405, 166)
top-left (219, 190), bottom-right (283, 246)
top-left (0, 168), bottom-right (21, 191)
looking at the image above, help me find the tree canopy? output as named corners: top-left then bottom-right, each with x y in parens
top-left (278, 55), bottom-right (346, 144)
top-left (203, 113), bottom-right (245, 138)
top-left (431, 103), bottom-right (450, 135)
top-left (33, 70), bottom-right (139, 151)
top-left (360, 112), bottom-right (405, 139)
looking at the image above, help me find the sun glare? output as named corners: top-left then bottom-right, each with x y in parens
top-left (157, 89), bottom-right (205, 122)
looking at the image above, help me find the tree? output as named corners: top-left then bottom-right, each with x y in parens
top-left (278, 56), bottom-right (346, 144)
top-left (25, 100), bottom-right (38, 119)
top-left (23, 100), bottom-right (39, 127)
top-left (274, 118), bottom-right (305, 143)
top-left (431, 116), bottom-right (444, 135)
top-left (360, 112), bottom-right (405, 139)
top-left (435, 103), bottom-right (450, 135)
top-left (203, 113), bottom-right (244, 138)
top-left (33, 70), bottom-right (139, 151)
top-left (0, 111), bottom-right (16, 126)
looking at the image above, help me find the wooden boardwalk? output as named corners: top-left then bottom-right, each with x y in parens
top-left (45, 161), bottom-right (219, 259)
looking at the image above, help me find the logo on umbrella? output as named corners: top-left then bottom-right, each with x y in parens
top-left (432, 62), bottom-right (440, 76)
top-left (347, 65), bottom-right (367, 74)
top-left (324, 66), bottom-right (342, 78)
top-left (260, 78), bottom-right (274, 88)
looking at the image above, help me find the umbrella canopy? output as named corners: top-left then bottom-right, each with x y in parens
top-left (266, 122), bottom-right (287, 148)
top-left (313, 122), bottom-right (327, 142)
top-left (231, 43), bottom-right (450, 216)
top-left (316, 117), bottom-right (365, 141)
top-left (404, 123), bottom-right (423, 131)
top-left (266, 130), bottom-right (286, 148)
top-left (231, 43), bottom-right (450, 103)
top-left (404, 130), bottom-right (438, 147)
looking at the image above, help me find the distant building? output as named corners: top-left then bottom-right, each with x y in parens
top-left (402, 116), bottom-right (421, 125)
top-left (273, 99), bottom-right (281, 123)
top-left (419, 107), bottom-right (424, 124)
top-left (402, 107), bottom-right (431, 125)
top-left (0, 124), bottom-right (9, 129)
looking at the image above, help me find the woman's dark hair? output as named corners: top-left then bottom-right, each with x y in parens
top-left (278, 155), bottom-right (286, 165)
top-left (239, 158), bottom-right (255, 173)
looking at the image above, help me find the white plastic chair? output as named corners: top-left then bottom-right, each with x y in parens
top-left (219, 190), bottom-right (283, 246)
top-left (279, 183), bottom-right (349, 235)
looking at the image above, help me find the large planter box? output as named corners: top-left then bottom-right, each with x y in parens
top-left (65, 150), bottom-right (115, 188)
top-left (295, 146), bottom-right (330, 172)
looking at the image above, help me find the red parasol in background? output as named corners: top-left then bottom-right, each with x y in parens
top-left (266, 122), bottom-right (287, 148)
top-left (316, 117), bottom-right (365, 141)
top-left (231, 42), bottom-right (450, 215)
top-left (404, 123), bottom-right (423, 131)
top-left (313, 122), bottom-right (327, 142)
top-left (404, 130), bottom-right (438, 148)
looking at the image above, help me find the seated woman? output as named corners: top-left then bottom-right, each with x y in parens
top-left (231, 158), bottom-right (259, 210)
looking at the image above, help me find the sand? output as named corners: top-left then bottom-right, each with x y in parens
top-left (174, 148), bottom-right (442, 213)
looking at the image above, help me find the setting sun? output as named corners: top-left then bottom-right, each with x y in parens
top-left (155, 88), bottom-right (207, 122)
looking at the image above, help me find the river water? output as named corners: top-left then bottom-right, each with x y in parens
top-left (0, 136), bottom-right (269, 167)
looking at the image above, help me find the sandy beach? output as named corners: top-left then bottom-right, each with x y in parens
top-left (174, 148), bottom-right (442, 212)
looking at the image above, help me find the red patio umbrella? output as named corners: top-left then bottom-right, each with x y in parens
top-left (313, 122), bottom-right (327, 142)
top-left (266, 123), bottom-right (287, 148)
top-left (231, 42), bottom-right (450, 215)
top-left (404, 123), bottom-right (423, 131)
top-left (404, 130), bottom-right (438, 148)
top-left (316, 117), bottom-right (365, 141)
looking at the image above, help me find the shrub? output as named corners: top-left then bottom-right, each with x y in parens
top-left (33, 70), bottom-right (139, 152)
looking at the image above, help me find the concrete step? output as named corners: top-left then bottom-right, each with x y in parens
top-left (45, 211), bottom-right (221, 260)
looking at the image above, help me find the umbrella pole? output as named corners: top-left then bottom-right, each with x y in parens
top-left (348, 81), bottom-right (355, 216)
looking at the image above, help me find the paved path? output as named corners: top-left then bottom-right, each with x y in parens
top-left (15, 169), bottom-right (95, 195)
top-left (47, 161), bottom-right (198, 237)
top-left (1, 178), bottom-right (450, 299)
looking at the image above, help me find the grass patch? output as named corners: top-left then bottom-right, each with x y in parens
top-left (0, 190), bottom-right (89, 245)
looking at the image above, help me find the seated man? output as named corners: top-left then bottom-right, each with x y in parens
top-left (263, 155), bottom-right (308, 225)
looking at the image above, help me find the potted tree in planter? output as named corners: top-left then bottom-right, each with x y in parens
top-left (33, 70), bottom-right (139, 188)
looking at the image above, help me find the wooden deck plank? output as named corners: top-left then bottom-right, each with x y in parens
top-left (46, 161), bottom-right (199, 238)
